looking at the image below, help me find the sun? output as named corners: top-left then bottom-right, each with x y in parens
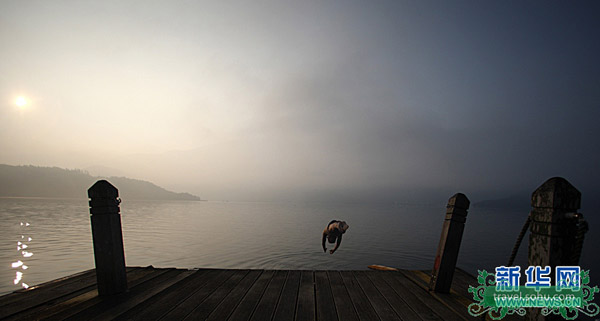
top-left (15, 96), bottom-right (28, 108)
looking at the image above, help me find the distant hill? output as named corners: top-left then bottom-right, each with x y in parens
top-left (472, 194), bottom-right (530, 210)
top-left (0, 164), bottom-right (201, 201)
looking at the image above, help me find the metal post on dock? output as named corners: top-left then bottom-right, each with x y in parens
top-left (527, 177), bottom-right (588, 321)
top-left (88, 180), bottom-right (127, 296)
top-left (429, 193), bottom-right (470, 293)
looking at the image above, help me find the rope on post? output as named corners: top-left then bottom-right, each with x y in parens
top-left (507, 214), bottom-right (531, 266)
top-left (568, 213), bottom-right (589, 265)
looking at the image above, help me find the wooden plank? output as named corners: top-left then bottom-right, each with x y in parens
top-left (272, 270), bottom-right (301, 321)
top-left (410, 270), bottom-right (472, 304)
top-left (90, 269), bottom-right (195, 320)
top-left (386, 271), bottom-right (464, 321)
top-left (314, 271), bottom-right (337, 321)
top-left (228, 270), bottom-right (275, 321)
top-left (44, 268), bottom-right (171, 321)
top-left (407, 270), bottom-right (430, 287)
top-left (6, 287), bottom-right (97, 321)
top-left (49, 269), bottom-right (176, 320)
top-left (62, 269), bottom-right (193, 320)
top-left (406, 270), bottom-right (476, 320)
top-left (339, 271), bottom-right (379, 321)
top-left (451, 268), bottom-right (478, 300)
top-left (444, 271), bottom-right (525, 321)
top-left (295, 271), bottom-right (315, 321)
top-left (4, 267), bottom-right (157, 321)
top-left (0, 269), bottom-right (99, 318)
top-left (0, 268), bottom-right (95, 304)
top-left (365, 271), bottom-right (423, 321)
top-left (160, 269), bottom-right (238, 320)
top-left (381, 271), bottom-right (443, 321)
top-left (205, 270), bottom-right (263, 321)
top-left (441, 269), bottom-right (523, 321)
top-left (417, 268), bottom-right (475, 301)
top-left (353, 271), bottom-right (401, 321)
top-left (114, 269), bottom-right (219, 321)
top-left (1, 268), bottom-right (144, 319)
top-left (327, 271), bottom-right (358, 321)
top-left (250, 270), bottom-right (287, 321)
top-left (181, 270), bottom-right (250, 320)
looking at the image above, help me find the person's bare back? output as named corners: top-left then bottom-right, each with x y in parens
top-left (322, 220), bottom-right (349, 254)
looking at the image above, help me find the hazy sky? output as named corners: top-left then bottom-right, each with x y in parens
top-left (1, 1), bottom-right (599, 203)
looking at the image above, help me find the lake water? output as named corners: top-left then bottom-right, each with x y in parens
top-left (1, 197), bottom-right (598, 296)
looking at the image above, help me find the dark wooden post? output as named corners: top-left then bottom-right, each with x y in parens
top-left (429, 193), bottom-right (470, 293)
top-left (529, 177), bottom-right (585, 267)
top-left (527, 177), bottom-right (587, 321)
top-left (88, 180), bottom-right (127, 296)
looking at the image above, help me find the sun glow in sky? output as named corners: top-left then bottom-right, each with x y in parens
top-left (15, 96), bottom-right (27, 108)
top-left (0, 1), bottom-right (599, 202)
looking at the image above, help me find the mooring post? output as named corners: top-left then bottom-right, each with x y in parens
top-left (527, 177), bottom-right (588, 321)
top-left (529, 177), bottom-right (586, 267)
top-left (88, 180), bottom-right (127, 296)
top-left (429, 193), bottom-right (470, 293)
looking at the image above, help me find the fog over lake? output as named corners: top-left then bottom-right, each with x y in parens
top-left (1, 1), bottom-right (599, 204)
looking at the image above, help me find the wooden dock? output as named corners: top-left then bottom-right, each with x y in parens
top-left (0, 266), bottom-right (493, 321)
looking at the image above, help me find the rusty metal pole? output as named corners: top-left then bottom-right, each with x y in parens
top-left (429, 193), bottom-right (470, 293)
top-left (88, 180), bottom-right (127, 295)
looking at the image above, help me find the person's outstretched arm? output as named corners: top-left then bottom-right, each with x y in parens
top-left (322, 231), bottom-right (327, 253)
top-left (330, 234), bottom-right (342, 254)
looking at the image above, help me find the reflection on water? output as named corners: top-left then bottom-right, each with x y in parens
top-left (13, 271), bottom-right (22, 284)
top-left (11, 221), bottom-right (33, 289)
top-left (1, 198), bottom-right (93, 295)
top-left (0, 198), bottom-right (598, 296)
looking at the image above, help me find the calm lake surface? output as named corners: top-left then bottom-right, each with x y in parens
top-left (1, 198), bottom-right (598, 296)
